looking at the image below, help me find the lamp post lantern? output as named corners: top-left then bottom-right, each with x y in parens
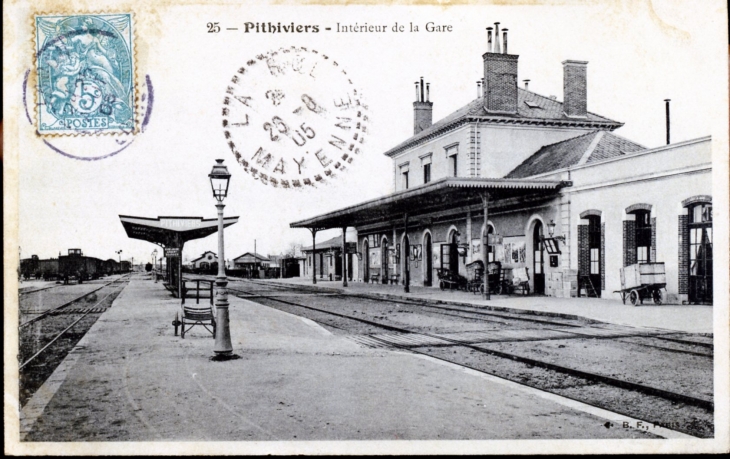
top-left (209, 159), bottom-right (233, 357)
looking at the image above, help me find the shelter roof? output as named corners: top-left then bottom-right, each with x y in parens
top-left (506, 131), bottom-right (645, 178)
top-left (119, 215), bottom-right (239, 247)
top-left (302, 235), bottom-right (355, 252)
top-left (191, 251), bottom-right (217, 263)
top-left (290, 177), bottom-right (571, 230)
top-left (233, 252), bottom-right (270, 262)
top-left (384, 89), bottom-right (623, 157)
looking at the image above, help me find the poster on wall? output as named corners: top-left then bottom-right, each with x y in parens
top-left (369, 249), bottom-right (381, 268)
top-left (433, 244), bottom-right (442, 268)
top-left (388, 248), bottom-right (396, 268)
top-left (472, 239), bottom-right (481, 256)
top-left (516, 242), bottom-right (527, 264)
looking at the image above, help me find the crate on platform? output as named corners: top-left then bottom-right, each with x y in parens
top-left (567, 289), bottom-right (578, 298)
top-left (564, 269), bottom-right (579, 276)
top-left (620, 263), bottom-right (666, 290)
top-left (563, 281), bottom-right (578, 291)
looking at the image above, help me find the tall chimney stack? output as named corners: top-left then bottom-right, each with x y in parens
top-left (523, 79), bottom-right (530, 90)
top-left (502, 28), bottom-right (508, 54)
top-left (562, 60), bottom-right (588, 118)
top-left (486, 27), bottom-right (493, 52)
top-left (483, 23), bottom-right (518, 114)
top-left (664, 99), bottom-right (671, 145)
top-left (413, 77), bottom-right (433, 134)
top-left (493, 22), bottom-right (501, 53)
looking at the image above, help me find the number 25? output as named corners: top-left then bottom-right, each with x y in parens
top-left (207, 22), bottom-right (220, 33)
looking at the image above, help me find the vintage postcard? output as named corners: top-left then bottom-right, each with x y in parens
top-left (4, 0), bottom-right (729, 455)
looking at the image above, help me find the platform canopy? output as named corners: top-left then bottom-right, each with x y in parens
top-left (119, 215), bottom-right (239, 248)
top-left (290, 177), bottom-right (571, 230)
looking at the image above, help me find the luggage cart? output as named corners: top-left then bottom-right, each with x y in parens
top-left (615, 262), bottom-right (666, 306)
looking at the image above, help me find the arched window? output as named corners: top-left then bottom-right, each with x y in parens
top-left (688, 202), bottom-right (712, 304)
top-left (634, 210), bottom-right (651, 263)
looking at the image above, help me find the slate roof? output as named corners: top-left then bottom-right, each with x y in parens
top-left (232, 252), bottom-right (270, 262)
top-left (384, 88), bottom-right (624, 157)
top-left (505, 131), bottom-right (646, 179)
top-left (302, 235), bottom-right (355, 252)
top-left (190, 251), bottom-right (217, 263)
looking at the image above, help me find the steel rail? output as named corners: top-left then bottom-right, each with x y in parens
top-left (19, 284), bottom-right (61, 295)
top-left (19, 275), bottom-right (130, 328)
top-left (19, 281), bottom-right (129, 371)
top-left (228, 285), bottom-right (713, 412)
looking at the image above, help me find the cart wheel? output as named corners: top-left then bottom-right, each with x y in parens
top-left (629, 290), bottom-right (640, 306)
top-left (652, 288), bottom-right (663, 305)
top-left (439, 281), bottom-right (445, 291)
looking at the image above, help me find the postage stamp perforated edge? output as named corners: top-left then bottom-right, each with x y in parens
top-left (32, 11), bottom-right (140, 137)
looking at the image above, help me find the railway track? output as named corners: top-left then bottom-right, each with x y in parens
top-left (226, 281), bottom-right (714, 438)
top-left (18, 276), bottom-right (131, 407)
top-left (20, 275), bottom-right (130, 327)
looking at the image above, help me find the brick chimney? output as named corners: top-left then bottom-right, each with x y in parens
top-left (483, 23), bottom-right (518, 115)
top-left (562, 60), bottom-right (588, 118)
top-left (413, 77), bottom-right (433, 134)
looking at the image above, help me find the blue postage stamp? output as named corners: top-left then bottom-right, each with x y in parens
top-left (35, 14), bottom-right (135, 135)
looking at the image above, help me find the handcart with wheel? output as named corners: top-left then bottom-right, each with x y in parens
top-left (615, 262), bottom-right (666, 306)
top-left (437, 268), bottom-right (469, 291)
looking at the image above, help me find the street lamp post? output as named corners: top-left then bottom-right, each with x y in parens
top-left (152, 249), bottom-right (158, 282)
top-left (116, 250), bottom-right (122, 274)
top-left (209, 159), bottom-right (233, 357)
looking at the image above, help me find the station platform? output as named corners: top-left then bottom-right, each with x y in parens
top-left (262, 278), bottom-right (714, 334)
top-left (18, 277), bottom-right (667, 448)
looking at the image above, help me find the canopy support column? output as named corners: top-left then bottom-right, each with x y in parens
top-left (481, 193), bottom-right (490, 301)
top-left (404, 213), bottom-right (410, 293)
top-left (309, 228), bottom-right (318, 285)
top-left (341, 227), bottom-right (348, 287)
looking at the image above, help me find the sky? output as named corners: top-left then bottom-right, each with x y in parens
top-left (10, 0), bottom-right (727, 266)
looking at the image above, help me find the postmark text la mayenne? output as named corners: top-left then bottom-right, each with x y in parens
top-left (222, 46), bottom-right (368, 188)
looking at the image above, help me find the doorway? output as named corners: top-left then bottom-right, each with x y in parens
top-left (533, 222), bottom-right (545, 294)
top-left (688, 203), bottom-right (713, 304)
top-left (381, 237), bottom-right (389, 284)
top-left (587, 215), bottom-right (602, 297)
top-left (363, 240), bottom-right (369, 282)
top-left (424, 233), bottom-right (432, 286)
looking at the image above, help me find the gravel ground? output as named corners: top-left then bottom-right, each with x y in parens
top-left (227, 281), bottom-right (714, 438)
top-left (19, 281), bottom-right (129, 407)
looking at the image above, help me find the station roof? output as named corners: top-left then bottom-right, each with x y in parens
top-left (290, 177), bottom-right (571, 230)
top-left (119, 215), bottom-right (239, 248)
top-left (384, 89), bottom-right (623, 158)
top-left (302, 235), bottom-right (356, 252)
top-left (233, 252), bottom-right (270, 262)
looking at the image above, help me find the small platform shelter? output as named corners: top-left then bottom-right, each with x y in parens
top-left (290, 177), bottom-right (570, 296)
top-left (119, 215), bottom-right (239, 298)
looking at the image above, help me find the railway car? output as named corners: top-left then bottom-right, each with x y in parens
top-left (58, 249), bottom-right (103, 284)
top-left (37, 258), bottom-right (59, 280)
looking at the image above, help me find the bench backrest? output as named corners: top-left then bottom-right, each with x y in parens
top-left (182, 279), bottom-right (214, 305)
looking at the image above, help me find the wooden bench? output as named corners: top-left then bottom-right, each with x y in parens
top-left (368, 268), bottom-right (380, 284)
top-left (180, 279), bottom-right (216, 339)
top-left (389, 273), bottom-right (400, 285)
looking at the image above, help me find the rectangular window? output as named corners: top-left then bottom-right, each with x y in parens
top-left (590, 248), bottom-right (600, 274)
top-left (402, 171), bottom-right (409, 189)
top-left (423, 163), bottom-right (431, 184)
top-left (451, 155), bottom-right (458, 177)
top-left (637, 246), bottom-right (648, 264)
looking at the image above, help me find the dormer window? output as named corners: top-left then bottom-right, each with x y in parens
top-left (445, 144), bottom-right (458, 177)
top-left (420, 153), bottom-right (432, 184)
top-left (399, 162), bottom-right (410, 190)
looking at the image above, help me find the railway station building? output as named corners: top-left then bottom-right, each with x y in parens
top-left (190, 251), bottom-right (219, 270)
top-left (291, 27), bottom-right (712, 305)
top-left (300, 236), bottom-right (357, 282)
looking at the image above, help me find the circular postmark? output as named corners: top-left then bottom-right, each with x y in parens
top-left (222, 46), bottom-right (368, 188)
